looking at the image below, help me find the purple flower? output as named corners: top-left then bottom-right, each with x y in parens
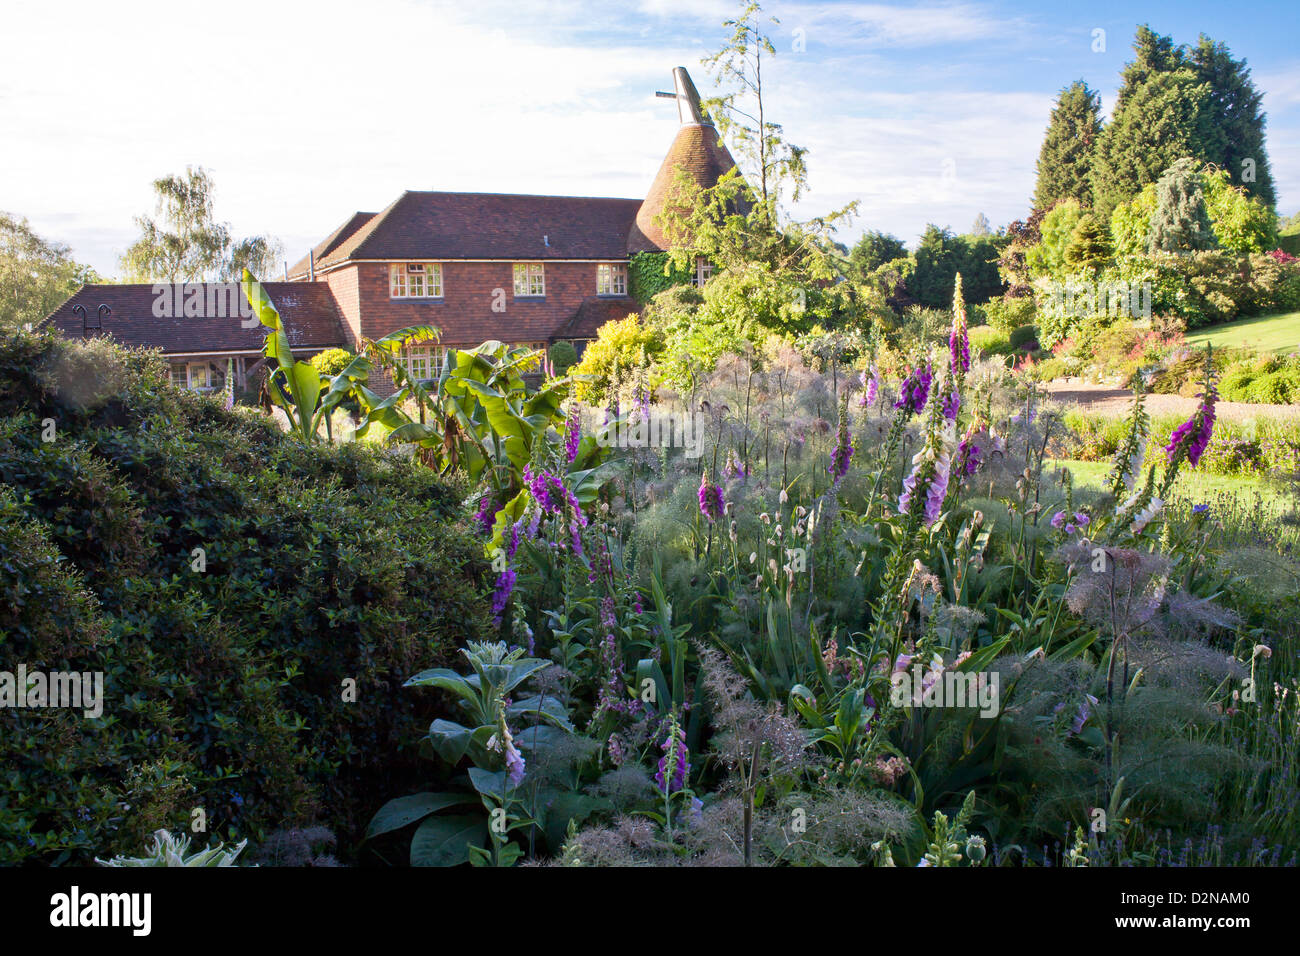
top-left (950, 311), bottom-right (970, 375)
top-left (943, 388), bottom-right (960, 422)
top-left (654, 724), bottom-right (690, 794)
top-left (859, 367), bottom-right (880, 408)
top-left (1070, 694), bottom-right (1098, 735)
top-left (698, 473), bottom-right (725, 523)
top-left (490, 521), bottom-right (524, 627)
top-left (523, 463), bottom-right (588, 555)
top-left (1165, 385), bottom-right (1217, 467)
top-left (1051, 510), bottom-right (1066, 529)
top-left (565, 405), bottom-right (582, 463)
top-left (505, 738), bottom-right (526, 787)
top-left (898, 449), bottom-right (950, 526)
top-left (474, 496), bottom-right (499, 536)
top-left (894, 363), bottom-right (932, 416)
top-left (829, 402), bottom-right (854, 484)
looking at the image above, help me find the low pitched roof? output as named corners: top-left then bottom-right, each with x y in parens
top-left (293, 192), bottom-right (643, 273)
top-left (557, 297), bottom-right (640, 340)
top-left (45, 282), bottom-right (347, 355)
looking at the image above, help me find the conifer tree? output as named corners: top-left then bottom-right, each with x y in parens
top-left (1148, 158), bottom-right (1218, 254)
top-left (1189, 35), bottom-right (1275, 207)
top-left (1063, 213), bottom-right (1113, 274)
top-left (1088, 69), bottom-right (1215, 221)
top-left (1033, 81), bottom-right (1102, 210)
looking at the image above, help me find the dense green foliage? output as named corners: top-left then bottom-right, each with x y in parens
top-left (1033, 81), bottom-right (1102, 209)
top-left (1, 213), bottom-right (99, 332)
top-left (0, 331), bottom-right (489, 864)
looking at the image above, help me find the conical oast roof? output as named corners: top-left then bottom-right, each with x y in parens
top-left (628, 67), bottom-right (741, 254)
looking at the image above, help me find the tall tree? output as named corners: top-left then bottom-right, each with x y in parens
top-left (1189, 35), bottom-right (1275, 207)
top-left (969, 213), bottom-right (993, 236)
top-left (1088, 69), bottom-right (1216, 221)
top-left (1114, 24), bottom-right (1185, 112)
top-left (120, 166), bottom-right (283, 282)
top-left (120, 166), bottom-right (230, 281)
top-left (0, 213), bottom-right (99, 331)
top-left (1033, 81), bottom-right (1102, 210)
top-left (225, 235), bottom-right (285, 281)
top-left (702, 1), bottom-right (808, 228)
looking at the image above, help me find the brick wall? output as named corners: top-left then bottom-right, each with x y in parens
top-left (353, 261), bottom-right (626, 346)
top-left (323, 269), bottom-right (362, 349)
top-left (330, 260), bottom-right (632, 397)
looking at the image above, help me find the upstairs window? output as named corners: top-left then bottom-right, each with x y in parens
top-left (513, 262), bottom-right (545, 297)
top-left (390, 262), bottom-right (443, 298)
top-left (596, 263), bottom-right (627, 296)
top-left (691, 257), bottom-right (713, 288)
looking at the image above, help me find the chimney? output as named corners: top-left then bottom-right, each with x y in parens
top-left (309, 249), bottom-right (315, 282)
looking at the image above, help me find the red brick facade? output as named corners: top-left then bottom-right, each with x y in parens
top-left (330, 260), bottom-right (634, 349)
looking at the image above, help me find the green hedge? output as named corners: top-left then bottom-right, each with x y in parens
top-left (0, 331), bottom-right (490, 864)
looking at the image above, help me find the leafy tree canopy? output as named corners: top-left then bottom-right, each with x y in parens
top-left (0, 212), bottom-right (99, 332)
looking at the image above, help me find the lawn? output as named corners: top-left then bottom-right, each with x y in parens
top-left (1051, 457), bottom-right (1300, 552)
top-left (1185, 310), bottom-right (1300, 354)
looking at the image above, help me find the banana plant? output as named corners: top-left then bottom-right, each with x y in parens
top-left (240, 270), bottom-right (437, 443)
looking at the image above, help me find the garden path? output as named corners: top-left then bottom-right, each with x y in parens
top-left (1041, 378), bottom-right (1300, 424)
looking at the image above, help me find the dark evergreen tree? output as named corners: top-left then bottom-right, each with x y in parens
top-left (1189, 35), bottom-right (1276, 207)
top-left (1033, 81), bottom-right (1103, 210)
top-left (1088, 68), bottom-right (1216, 221)
top-left (1114, 25), bottom-right (1186, 112)
top-left (1148, 158), bottom-right (1219, 253)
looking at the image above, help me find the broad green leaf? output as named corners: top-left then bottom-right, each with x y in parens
top-left (366, 792), bottom-right (472, 839)
top-left (410, 814), bottom-right (486, 867)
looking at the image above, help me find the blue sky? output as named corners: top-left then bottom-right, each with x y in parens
top-left (2, 0), bottom-right (1296, 276)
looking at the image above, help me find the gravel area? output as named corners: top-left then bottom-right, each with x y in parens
top-left (1041, 379), bottom-right (1300, 423)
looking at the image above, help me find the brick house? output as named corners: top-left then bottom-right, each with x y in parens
top-left (44, 281), bottom-right (347, 394)
top-left (47, 67), bottom-right (737, 394)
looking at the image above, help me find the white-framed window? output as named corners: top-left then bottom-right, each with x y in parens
top-left (187, 362), bottom-right (211, 390)
top-left (691, 257), bottom-right (713, 288)
top-left (170, 364), bottom-right (188, 389)
top-left (390, 262), bottom-right (443, 298)
top-left (596, 263), bottom-right (627, 296)
top-left (399, 344), bottom-right (442, 381)
top-left (513, 262), bottom-right (545, 297)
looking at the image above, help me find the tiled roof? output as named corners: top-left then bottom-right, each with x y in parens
top-left (628, 123), bottom-right (740, 253)
top-left (287, 211), bottom-right (377, 278)
top-left (44, 282), bottom-right (347, 355)
top-left (557, 297), bottom-right (640, 340)
top-left (297, 192), bottom-right (644, 269)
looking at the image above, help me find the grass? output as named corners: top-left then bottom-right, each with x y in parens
top-left (1050, 457), bottom-right (1300, 553)
top-left (1185, 310), bottom-right (1300, 355)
